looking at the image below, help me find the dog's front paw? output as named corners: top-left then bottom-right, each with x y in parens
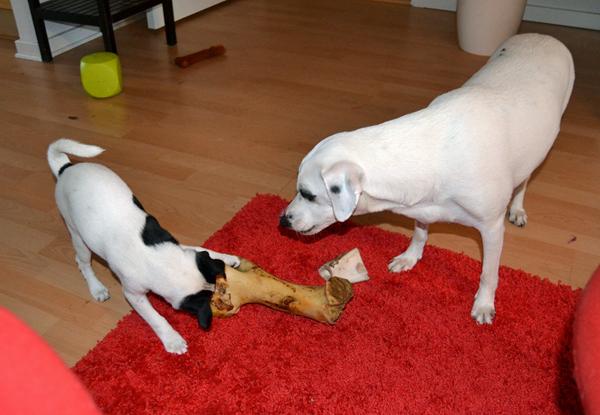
top-left (471, 291), bottom-right (495, 325)
top-left (388, 253), bottom-right (419, 273)
top-left (91, 285), bottom-right (110, 302)
top-left (219, 254), bottom-right (241, 268)
top-left (508, 208), bottom-right (528, 227)
top-left (162, 332), bottom-right (188, 355)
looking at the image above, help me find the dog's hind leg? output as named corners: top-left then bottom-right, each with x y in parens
top-left (68, 227), bottom-right (110, 302)
top-left (471, 216), bottom-right (505, 324)
top-left (388, 221), bottom-right (428, 272)
top-left (508, 178), bottom-right (529, 227)
top-left (123, 290), bottom-right (188, 354)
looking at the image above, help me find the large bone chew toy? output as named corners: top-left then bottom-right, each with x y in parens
top-left (211, 249), bottom-right (368, 324)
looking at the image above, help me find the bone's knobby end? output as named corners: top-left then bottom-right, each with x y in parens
top-left (325, 277), bottom-right (354, 306)
top-left (211, 276), bottom-right (234, 312)
top-left (236, 258), bottom-right (257, 272)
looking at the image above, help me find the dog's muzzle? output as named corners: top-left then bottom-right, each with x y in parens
top-left (279, 212), bottom-right (292, 228)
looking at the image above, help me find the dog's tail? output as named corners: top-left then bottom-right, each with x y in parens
top-left (47, 138), bottom-right (105, 178)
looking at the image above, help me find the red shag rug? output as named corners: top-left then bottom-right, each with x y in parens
top-left (73, 195), bottom-right (582, 414)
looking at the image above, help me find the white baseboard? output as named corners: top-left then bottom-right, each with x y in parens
top-left (411, 0), bottom-right (456, 11)
top-left (525, 3), bottom-right (600, 30)
top-left (410, 0), bottom-right (600, 30)
top-left (15, 25), bottom-right (103, 61)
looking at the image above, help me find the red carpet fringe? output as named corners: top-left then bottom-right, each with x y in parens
top-left (73, 195), bottom-right (582, 414)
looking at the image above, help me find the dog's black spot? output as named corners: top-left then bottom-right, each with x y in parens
top-left (132, 195), bottom-right (146, 212)
top-left (179, 290), bottom-right (213, 330)
top-left (501, 48), bottom-right (506, 52)
top-left (299, 188), bottom-right (316, 202)
top-left (195, 251), bottom-right (225, 284)
top-left (58, 163), bottom-right (73, 176)
top-left (141, 215), bottom-right (179, 246)
top-left (330, 185), bottom-right (341, 194)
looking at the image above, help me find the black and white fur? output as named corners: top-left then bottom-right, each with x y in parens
top-left (48, 138), bottom-right (240, 354)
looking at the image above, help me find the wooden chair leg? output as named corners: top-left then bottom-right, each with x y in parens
top-left (162, 0), bottom-right (177, 46)
top-left (27, 0), bottom-right (53, 62)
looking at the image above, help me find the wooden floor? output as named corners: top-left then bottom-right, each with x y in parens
top-left (0, 0), bottom-right (599, 366)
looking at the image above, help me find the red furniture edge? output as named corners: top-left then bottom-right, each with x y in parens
top-left (573, 266), bottom-right (600, 415)
top-left (0, 307), bottom-right (100, 415)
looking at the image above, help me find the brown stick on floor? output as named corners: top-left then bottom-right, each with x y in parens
top-left (211, 257), bottom-right (355, 324)
top-left (174, 45), bottom-right (226, 68)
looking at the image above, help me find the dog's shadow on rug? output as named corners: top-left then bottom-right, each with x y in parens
top-left (278, 211), bottom-right (483, 250)
top-left (351, 211), bottom-right (484, 253)
top-left (277, 220), bottom-right (355, 243)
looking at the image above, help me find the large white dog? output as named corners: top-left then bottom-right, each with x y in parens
top-left (280, 34), bottom-right (574, 324)
top-left (48, 139), bottom-right (240, 354)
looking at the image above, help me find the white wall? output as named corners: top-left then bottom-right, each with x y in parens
top-left (411, 0), bottom-right (600, 30)
top-left (146, 0), bottom-right (226, 29)
top-left (13, 0), bottom-right (597, 61)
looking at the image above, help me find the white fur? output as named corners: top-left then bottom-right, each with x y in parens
top-left (48, 138), bottom-right (240, 354)
top-left (282, 34), bottom-right (574, 324)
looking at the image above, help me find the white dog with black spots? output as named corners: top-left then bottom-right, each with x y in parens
top-left (48, 138), bottom-right (239, 354)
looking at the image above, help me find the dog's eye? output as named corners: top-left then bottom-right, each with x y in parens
top-left (299, 189), bottom-right (316, 202)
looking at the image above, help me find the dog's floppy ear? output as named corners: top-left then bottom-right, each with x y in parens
top-left (179, 290), bottom-right (213, 330)
top-left (195, 251), bottom-right (225, 284)
top-left (321, 161), bottom-right (363, 222)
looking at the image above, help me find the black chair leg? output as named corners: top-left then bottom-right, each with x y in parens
top-left (96, 0), bottom-right (117, 53)
top-left (27, 0), bottom-right (53, 62)
top-left (100, 23), bottom-right (117, 53)
top-left (162, 0), bottom-right (177, 46)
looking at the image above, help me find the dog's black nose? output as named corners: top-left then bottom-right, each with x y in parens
top-left (279, 213), bottom-right (292, 228)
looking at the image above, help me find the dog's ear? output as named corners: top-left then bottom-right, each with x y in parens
top-left (195, 251), bottom-right (225, 284)
top-left (179, 290), bottom-right (213, 330)
top-left (321, 161), bottom-right (363, 222)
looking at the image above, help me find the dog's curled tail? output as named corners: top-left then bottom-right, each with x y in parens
top-left (47, 138), bottom-right (105, 178)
